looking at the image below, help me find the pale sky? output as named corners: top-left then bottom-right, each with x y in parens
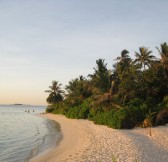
top-left (0, 0), bottom-right (167, 105)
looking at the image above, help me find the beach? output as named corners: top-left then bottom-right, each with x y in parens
top-left (31, 113), bottom-right (168, 162)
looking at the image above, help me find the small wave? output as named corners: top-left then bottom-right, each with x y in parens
top-left (0, 105), bottom-right (61, 162)
top-left (26, 119), bottom-right (62, 162)
top-left (26, 144), bottom-right (41, 162)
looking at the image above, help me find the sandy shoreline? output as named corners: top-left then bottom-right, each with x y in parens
top-left (31, 113), bottom-right (168, 162)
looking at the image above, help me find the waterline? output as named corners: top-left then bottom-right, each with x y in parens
top-left (0, 105), bottom-right (61, 162)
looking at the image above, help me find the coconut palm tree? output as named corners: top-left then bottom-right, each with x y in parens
top-left (114, 49), bottom-right (132, 79)
top-left (65, 78), bottom-right (79, 94)
top-left (65, 76), bottom-right (92, 99)
top-left (112, 50), bottom-right (132, 96)
top-left (88, 59), bottom-right (110, 93)
top-left (134, 47), bottom-right (156, 70)
top-left (156, 42), bottom-right (168, 71)
top-left (115, 49), bottom-right (131, 65)
top-left (45, 81), bottom-right (64, 104)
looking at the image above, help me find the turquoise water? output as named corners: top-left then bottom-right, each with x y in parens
top-left (0, 105), bottom-right (61, 162)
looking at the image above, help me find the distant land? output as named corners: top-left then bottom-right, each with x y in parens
top-left (0, 104), bottom-right (46, 107)
top-left (10, 104), bottom-right (31, 106)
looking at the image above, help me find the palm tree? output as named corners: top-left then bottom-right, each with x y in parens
top-left (66, 76), bottom-right (92, 99)
top-left (134, 47), bottom-right (156, 70)
top-left (115, 49), bottom-right (131, 65)
top-left (79, 75), bottom-right (85, 81)
top-left (45, 81), bottom-right (64, 104)
top-left (88, 59), bottom-right (110, 93)
top-left (112, 50), bottom-right (132, 96)
top-left (114, 49), bottom-right (132, 77)
top-left (156, 42), bottom-right (168, 71)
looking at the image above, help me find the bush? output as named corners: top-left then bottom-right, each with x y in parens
top-left (48, 102), bottom-right (69, 115)
top-left (47, 96), bottom-right (168, 129)
top-left (78, 100), bottom-right (90, 118)
top-left (66, 106), bottom-right (80, 118)
top-left (109, 109), bottom-right (135, 129)
top-left (90, 109), bottom-right (134, 129)
top-left (91, 107), bottom-right (143, 129)
top-left (91, 112), bottom-right (110, 125)
top-left (66, 99), bottom-right (91, 119)
top-left (46, 105), bottom-right (55, 113)
top-left (88, 105), bottom-right (104, 119)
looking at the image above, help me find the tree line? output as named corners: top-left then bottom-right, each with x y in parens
top-left (45, 42), bottom-right (168, 129)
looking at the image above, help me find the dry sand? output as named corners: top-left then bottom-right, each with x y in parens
top-left (31, 114), bottom-right (168, 162)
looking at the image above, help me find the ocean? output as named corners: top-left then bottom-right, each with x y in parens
top-left (0, 105), bottom-right (61, 162)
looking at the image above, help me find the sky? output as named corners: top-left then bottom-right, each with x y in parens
top-left (0, 0), bottom-right (168, 105)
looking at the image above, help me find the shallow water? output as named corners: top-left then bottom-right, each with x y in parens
top-left (0, 105), bottom-right (61, 162)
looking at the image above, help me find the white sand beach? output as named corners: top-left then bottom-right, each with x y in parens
top-left (31, 113), bottom-right (168, 162)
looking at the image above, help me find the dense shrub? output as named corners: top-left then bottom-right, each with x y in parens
top-left (47, 102), bottom-right (69, 115)
top-left (78, 100), bottom-right (90, 119)
top-left (47, 99), bottom-right (167, 129)
top-left (91, 110), bottom-right (115, 126)
top-left (88, 106), bottom-right (103, 119)
top-left (46, 105), bottom-right (55, 113)
top-left (114, 108), bottom-right (138, 128)
top-left (66, 99), bottom-right (90, 119)
top-left (52, 98), bottom-right (156, 129)
top-left (91, 104), bottom-right (147, 129)
top-left (66, 106), bottom-right (80, 118)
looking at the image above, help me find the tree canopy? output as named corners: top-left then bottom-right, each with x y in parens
top-left (45, 81), bottom-right (64, 104)
top-left (45, 42), bottom-right (168, 129)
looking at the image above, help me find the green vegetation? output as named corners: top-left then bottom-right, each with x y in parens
top-left (45, 81), bottom-right (64, 104)
top-left (45, 42), bottom-right (168, 129)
